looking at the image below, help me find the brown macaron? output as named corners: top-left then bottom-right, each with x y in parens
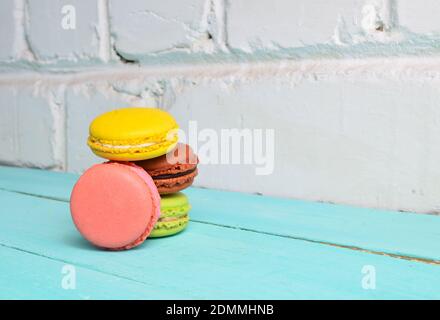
top-left (136, 143), bottom-right (198, 194)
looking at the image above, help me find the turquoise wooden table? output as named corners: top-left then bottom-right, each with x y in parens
top-left (0, 165), bottom-right (439, 299)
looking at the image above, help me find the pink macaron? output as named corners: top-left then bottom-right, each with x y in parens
top-left (70, 162), bottom-right (161, 250)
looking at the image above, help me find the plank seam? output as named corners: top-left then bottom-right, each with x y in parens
top-left (0, 187), bottom-right (68, 203)
top-left (190, 219), bottom-right (440, 266)
top-left (0, 243), bottom-right (174, 290)
top-left (2, 187), bottom-right (439, 266)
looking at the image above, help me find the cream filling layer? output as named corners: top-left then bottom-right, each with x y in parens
top-left (95, 141), bottom-right (159, 150)
top-left (157, 214), bottom-right (189, 223)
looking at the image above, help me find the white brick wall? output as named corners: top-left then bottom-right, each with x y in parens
top-left (227, 0), bottom-right (361, 50)
top-left (0, 86), bottom-right (59, 168)
top-left (65, 88), bottom-right (127, 172)
top-left (397, 0), bottom-right (440, 34)
top-left (2, 0), bottom-right (440, 213)
top-left (109, 0), bottom-right (208, 57)
top-left (26, 0), bottom-right (101, 61)
top-left (167, 76), bottom-right (440, 213)
top-left (0, 0), bottom-right (16, 60)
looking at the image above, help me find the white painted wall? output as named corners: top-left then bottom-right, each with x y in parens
top-left (1, 0), bottom-right (440, 214)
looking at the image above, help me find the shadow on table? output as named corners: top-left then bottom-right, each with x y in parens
top-left (63, 234), bottom-right (101, 251)
top-left (63, 234), bottom-right (166, 252)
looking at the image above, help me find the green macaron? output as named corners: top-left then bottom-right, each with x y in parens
top-left (150, 192), bottom-right (190, 238)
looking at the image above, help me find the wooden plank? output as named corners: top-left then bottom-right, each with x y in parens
top-left (0, 165), bottom-right (77, 201)
top-left (1, 165), bottom-right (440, 262)
top-left (186, 188), bottom-right (440, 263)
top-left (0, 245), bottom-right (176, 299)
top-left (0, 189), bottom-right (439, 299)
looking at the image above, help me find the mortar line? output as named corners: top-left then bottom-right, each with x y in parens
top-left (3, 55), bottom-right (440, 85)
top-left (97, 0), bottom-right (111, 63)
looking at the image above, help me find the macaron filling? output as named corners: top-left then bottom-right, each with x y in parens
top-left (160, 202), bottom-right (191, 217)
top-left (152, 167), bottom-right (198, 180)
top-left (149, 192), bottom-right (190, 238)
top-left (153, 169), bottom-right (198, 194)
top-left (88, 132), bottom-right (178, 155)
top-left (158, 214), bottom-right (188, 223)
top-left (97, 141), bottom-right (157, 149)
top-left (150, 215), bottom-right (189, 237)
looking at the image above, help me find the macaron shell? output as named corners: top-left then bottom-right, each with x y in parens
top-left (150, 192), bottom-right (190, 238)
top-left (88, 107), bottom-right (179, 161)
top-left (160, 192), bottom-right (190, 210)
top-left (137, 143), bottom-right (198, 175)
top-left (150, 216), bottom-right (189, 238)
top-left (89, 107), bottom-right (178, 141)
top-left (136, 143), bottom-right (198, 194)
top-left (70, 162), bottom-right (160, 250)
top-left (155, 169), bottom-right (198, 194)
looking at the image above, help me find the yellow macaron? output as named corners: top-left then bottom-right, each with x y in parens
top-left (87, 107), bottom-right (179, 161)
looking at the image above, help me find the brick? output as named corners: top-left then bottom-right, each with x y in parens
top-left (227, 0), bottom-right (359, 50)
top-left (0, 96), bottom-right (15, 163)
top-left (0, 0), bottom-right (16, 60)
top-left (26, 0), bottom-right (100, 61)
top-left (109, 0), bottom-right (206, 57)
top-left (396, 0), bottom-right (440, 34)
top-left (0, 87), bottom-right (58, 168)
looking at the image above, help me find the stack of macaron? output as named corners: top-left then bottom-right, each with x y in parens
top-left (70, 107), bottom-right (198, 250)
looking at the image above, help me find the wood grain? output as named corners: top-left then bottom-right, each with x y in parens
top-left (1, 188), bottom-right (440, 299)
top-left (0, 245), bottom-right (173, 299)
top-left (1, 165), bottom-right (439, 263)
